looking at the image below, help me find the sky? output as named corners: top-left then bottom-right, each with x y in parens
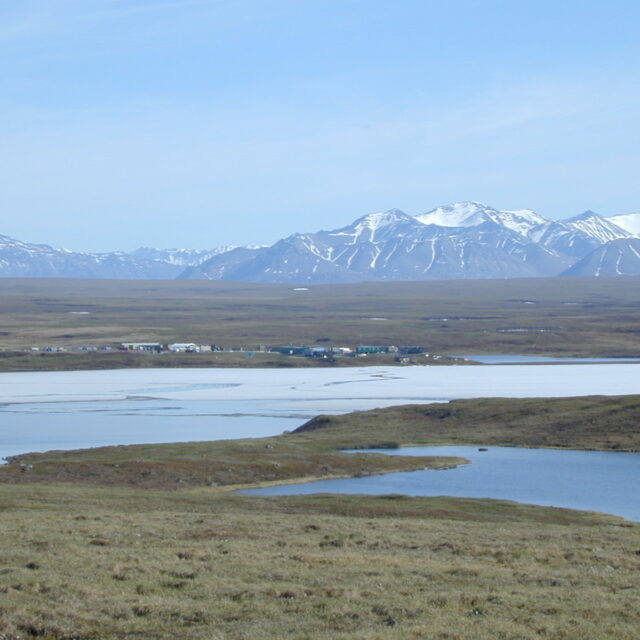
top-left (1, 0), bottom-right (640, 252)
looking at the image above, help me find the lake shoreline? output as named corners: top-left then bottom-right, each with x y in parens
top-left (4, 394), bottom-right (639, 488)
top-left (243, 445), bottom-right (640, 522)
top-left (3, 352), bottom-right (640, 373)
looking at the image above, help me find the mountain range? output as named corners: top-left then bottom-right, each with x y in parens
top-left (180, 202), bottom-right (640, 282)
top-left (0, 238), bottom-right (248, 280)
top-left (2, 202), bottom-right (640, 282)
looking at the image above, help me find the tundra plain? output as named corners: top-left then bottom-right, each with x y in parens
top-left (0, 276), bottom-right (639, 371)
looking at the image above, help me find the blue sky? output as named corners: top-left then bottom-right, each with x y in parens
top-left (2, 0), bottom-right (640, 251)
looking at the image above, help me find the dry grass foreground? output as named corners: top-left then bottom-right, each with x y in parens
top-left (1, 394), bottom-right (640, 638)
top-left (0, 485), bottom-right (638, 640)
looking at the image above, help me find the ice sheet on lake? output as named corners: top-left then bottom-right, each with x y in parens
top-left (1, 365), bottom-right (639, 461)
top-left (0, 365), bottom-right (638, 408)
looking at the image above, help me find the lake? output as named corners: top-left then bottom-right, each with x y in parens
top-left (1, 364), bottom-right (639, 460)
top-left (241, 445), bottom-right (640, 522)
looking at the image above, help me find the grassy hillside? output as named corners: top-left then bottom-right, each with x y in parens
top-left (295, 394), bottom-right (640, 452)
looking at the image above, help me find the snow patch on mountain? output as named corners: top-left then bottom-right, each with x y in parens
top-left (415, 201), bottom-right (492, 227)
top-left (414, 202), bottom-right (547, 239)
top-left (497, 209), bottom-right (548, 237)
top-left (564, 211), bottom-right (631, 244)
top-left (130, 246), bottom-right (240, 267)
top-left (0, 234), bottom-right (183, 279)
top-left (608, 213), bottom-right (640, 237)
top-left (356, 208), bottom-right (409, 231)
top-left (562, 238), bottom-right (640, 277)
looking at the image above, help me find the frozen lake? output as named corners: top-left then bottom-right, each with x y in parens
top-left (242, 446), bottom-right (640, 522)
top-left (1, 364), bottom-right (639, 460)
top-left (0, 398), bottom-right (305, 461)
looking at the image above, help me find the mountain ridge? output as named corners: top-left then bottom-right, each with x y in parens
top-left (3, 202), bottom-right (640, 281)
top-left (181, 202), bottom-right (636, 283)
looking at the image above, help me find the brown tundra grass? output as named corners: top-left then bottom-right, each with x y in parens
top-left (0, 485), bottom-right (639, 640)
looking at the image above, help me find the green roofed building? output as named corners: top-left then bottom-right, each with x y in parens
top-left (356, 345), bottom-right (389, 354)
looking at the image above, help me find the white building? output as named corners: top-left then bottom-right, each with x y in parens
top-left (169, 343), bottom-right (199, 353)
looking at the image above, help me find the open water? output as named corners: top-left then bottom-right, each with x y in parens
top-left (241, 445), bottom-right (640, 522)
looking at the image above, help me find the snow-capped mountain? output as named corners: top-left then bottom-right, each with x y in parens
top-left (562, 238), bottom-right (640, 277)
top-left (563, 211), bottom-right (631, 244)
top-left (415, 201), bottom-right (548, 238)
top-left (129, 246), bottom-right (239, 267)
top-left (0, 234), bottom-right (183, 279)
top-left (527, 211), bottom-right (630, 259)
top-left (182, 204), bottom-right (569, 283)
top-left (180, 203), bottom-right (638, 283)
top-left (412, 202), bottom-right (630, 255)
top-left (0, 234), bottom-right (265, 279)
top-left (608, 212), bottom-right (640, 237)
top-left (3, 202), bottom-right (639, 281)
